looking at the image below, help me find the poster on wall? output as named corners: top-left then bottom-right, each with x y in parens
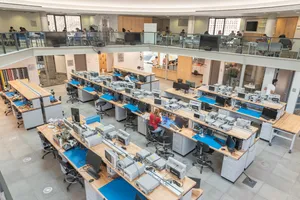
top-left (118, 53), bottom-right (124, 62)
top-left (67, 60), bottom-right (74, 67)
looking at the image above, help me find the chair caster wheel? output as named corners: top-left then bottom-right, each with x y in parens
top-left (192, 163), bottom-right (195, 166)
top-left (146, 144), bottom-right (148, 147)
top-left (269, 143), bottom-right (272, 146)
top-left (289, 150), bottom-right (292, 154)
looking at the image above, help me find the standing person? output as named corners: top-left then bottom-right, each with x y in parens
top-left (180, 29), bottom-right (186, 37)
top-left (63, 27), bottom-right (67, 32)
top-left (165, 26), bottom-right (170, 35)
top-left (152, 56), bottom-right (158, 66)
top-left (237, 31), bottom-right (243, 37)
top-left (122, 28), bottom-right (126, 32)
top-left (265, 79), bottom-right (278, 95)
top-left (149, 108), bottom-right (165, 137)
top-left (229, 30), bottom-right (235, 37)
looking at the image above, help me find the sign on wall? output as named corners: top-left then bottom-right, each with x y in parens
top-left (118, 53), bottom-right (124, 62)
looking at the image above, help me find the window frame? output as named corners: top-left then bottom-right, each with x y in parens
top-left (47, 14), bottom-right (82, 32)
top-left (207, 17), bottom-right (241, 35)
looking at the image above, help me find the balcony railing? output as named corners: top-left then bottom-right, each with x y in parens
top-left (1, 31), bottom-right (300, 60)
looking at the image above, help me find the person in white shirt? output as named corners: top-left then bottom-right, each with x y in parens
top-left (265, 79), bottom-right (278, 95)
top-left (124, 73), bottom-right (133, 82)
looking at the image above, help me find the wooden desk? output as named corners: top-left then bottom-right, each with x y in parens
top-left (9, 79), bottom-right (40, 100)
top-left (270, 113), bottom-right (300, 153)
top-left (20, 79), bottom-right (51, 97)
top-left (114, 66), bottom-right (155, 77)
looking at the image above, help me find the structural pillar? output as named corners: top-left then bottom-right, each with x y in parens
top-left (261, 67), bottom-right (276, 92)
top-left (187, 16), bottom-right (195, 34)
top-left (265, 15), bottom-right (277, 37)
top-left (239, 64), bottom-right (246, 87)
top-left (40, 12), bottom-right (49, 32)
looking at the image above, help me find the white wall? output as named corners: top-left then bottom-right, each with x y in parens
top-left (218, 61), bottom-right (225, 84)
top-left (65, 55), bottom-right (75, 80)
top-left (113, 52), bottom-right (143, 70)
top-left (86, 54), bottom-right (100, 73)
top-left (2, 57), bottom-right (40, 84)
top-left (194, 17), bottom-right (209, 34)
top-left (82, 14), bottom-right (118, 32)
top-left (261, 67), bottom-right (275, 92)
top-left (54, 55), bottom-right (67, 74)
top-left (0, 11), bottom-right (42, 32)
top-left (292, 16), bottom-right (300, 52)
top-left (169, 17), bottom-right (188, 33)
top-left (286, 71), bottom-right (300, 113)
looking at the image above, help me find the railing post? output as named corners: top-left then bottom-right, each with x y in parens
top-left (1, 34), bottom-right (6, 54)
top-left (14, 33), bottom-right (19, 51)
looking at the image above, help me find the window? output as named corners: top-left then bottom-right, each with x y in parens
top-left (208, 18), bottom-right (241, 35)
top-left (47, 15), bottom-right (81, 32)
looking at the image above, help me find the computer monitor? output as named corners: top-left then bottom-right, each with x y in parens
top-left (114, 93), bottom-right (121, 102)
top-left (261, 107), bottom-right (278, 120)
top-left (186, 80), bottom-right (196, 88)
top-left (199, 35), bottom-right (220, 51)
top-left (71, 108), bottom-right (80, 123)
top-left (201, 102), bottom-right (211, 111)
top-left (84, 74), bottom-right (88, 79)
top-left (216, 96), bottom-right (225, 107)
top-left (208, 86), bottom-right (215, 91)
top-left (226, 136), bottom-right (236, 153)
top-left (125, 88), bottom-right (131, 94)
top-left (138, 102), bottom-right (146, 112)
top-left (86, 150), bottom-right (102, 173)
top-left (135, 194), bottom-right (143, 200)
top-left (139, 75), bottom-right (146, 82)
top-left (94, 85), bottom-right (101, 92)
top-left (103, 81), bottom-right (108, 86)
top-left (154, 98), bottom-right (162, 105)
top-left (173, 82), bottom-right (181, 90)
top-left (80, 79), bottom-right (85, 86)
top-left (181, 83), bottom-right (190, 92)
top-left (174, 116), bottom-right (188, 129)
top-left (153, 93), bottom-right (160, 98)
top-left (238, 92), bottom-right (246, 99)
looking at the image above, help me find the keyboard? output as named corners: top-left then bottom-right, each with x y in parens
top-left (170, 123), bottom-right (180, 131)
top-left (213, 138), bottom-right (226, 147)
top-left (261, 114), bottom-right (271, 121)
top-left (87, 167), bottom-right (100, 180)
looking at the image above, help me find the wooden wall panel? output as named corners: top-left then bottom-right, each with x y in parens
top-left (118, 16), bottom-right (153, 32)
top-left (99, 53), bottom-right (107, 72)
top-left (177, 56), bottom-right (192, 82)
top-left (275, 17), bottom-right (298, 38)
top-left (275, 18), bottom-right (287, 37)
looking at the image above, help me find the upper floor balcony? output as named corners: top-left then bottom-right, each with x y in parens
top-left (1, 31), bottom-right (300, 61)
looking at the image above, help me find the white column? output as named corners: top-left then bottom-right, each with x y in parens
top-left (261, 67), bottom-right (276, 92)
top-left (265, 15), bottom-right (277, 37)
top-left (188, 16), bottom-right (195, 34)
top-left (239, 64), bottom-right (246, 87)
top-left (218, 61), bottom-right (225, 84)
top-left (40, 12), bottom-right (49, 32)
top-left (202, 59), bottom-right (212, 85)
top-left (286, 71), bottom-right (300, 113)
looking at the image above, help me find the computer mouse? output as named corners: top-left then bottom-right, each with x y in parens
top-left (221, 148), bottom-right (226, 151)
top-left (121, 146), bottom-right (127, 150)
top-left (89, 179), bottom-right (94, 183)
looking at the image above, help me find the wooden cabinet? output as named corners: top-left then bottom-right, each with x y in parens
top-left (118, 16), bottom-right (152, 32)
top-left (99, 53), bottom-right (107, 72)
top-left (274, 17), bottom-right (298, 38)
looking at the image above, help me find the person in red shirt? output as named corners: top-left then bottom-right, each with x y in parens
top-left (149, 108), bottom-right (165, 136)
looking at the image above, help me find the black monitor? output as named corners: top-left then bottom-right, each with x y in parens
top-left (105, 150), bottom-right (112, 163)
top-left (114, 93), bottom-right (121, 102)
top-left (44, 32), bottom-right (67, 47)
top-left (154, 98), bottom-right (162, 105)
top-left (138, 102), bottom-right (146, 112)
top-left (238, 93), bottom-right (246, 99)
top-left (125, 88), bottom-right (131, 94)
top-left (94, 84), bottom-right (101, 92)
top-left (208, 86), bottom-right (215, 91)
top-left (174, 116), bottom-right (188, 129)
top-left (262, 107), bottom-right (278, 120)
top-left (201, 102), bottom-right (211, 111)
top-left (128, 85), bottom-right (134, 89)
top-left (153, 93), bottom-right (160, 98)
top-left (103, 81), bottom-right (108, 86)
top-left (80, 79), bottom-right (85, 86)
top-left (173, 82), bottom-right (181, 90)
top-left (226, 136), bottom-right (236, 153)
top-left (139, 75), bottom-right (146, 82)
top-left (199, 35), bottom-right (220, 51)
top-left (181, 83), bottom-right (190, 91)
top-left (135, 194), bottom-right (143, 200)
top-left (86, 150), bottom-right (102, 173)
top-left (71, 108), bottom-right (80, 123)
top-left (186, 81), bottom-right (196, 88)
top-left (84, 74), bottom-right (88, 79)
top-left (125, 33), bottom-right (141, 43)
top-left (216, 96), bottom-right (225, 107)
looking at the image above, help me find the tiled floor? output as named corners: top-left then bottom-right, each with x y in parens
top-left (1, 79), bottom-right (300, 200)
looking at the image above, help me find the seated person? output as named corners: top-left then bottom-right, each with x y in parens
top-left (149, 108), bottom-right (165, 137)
top-left (124, 73), bottom-right (133, 82)
top-left (279, 34), bottom-right (292, 50)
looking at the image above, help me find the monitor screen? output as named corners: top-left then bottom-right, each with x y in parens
top-left (128, 85), bottom-right (134, 89)
top-left (154, 98), bottom-right (162, 105)
top-left (124, 33), bottom-right (141, 43)
top-left (208, 86), bottom-right (215, 91)
top-left (238, 93), bottom-right (246, 99)
top-left (199, 35), bottom-right (220, 51)
top-left (125, 88), bottom-right (131, 94)
top-left (84, 74), bottom-right (88, 79)
top-left (262, 107), bottom-right (278, 120)
top-left (139, 75), bottom-right (146, 82)
top-left (173, 82), bottom-right (181, 90)
top-left (226, 136), bottom-right (236, 151)
top-left (153, 93), bottom-right (160, 98)
top-left (45, 32), bottom-right (67, 47)
top-left (191, 105), bottom-right (200, 111)
top-left (71, 108), bottom-right (80, 123)
top-left (186, 81), bottom-right (196, 88)
top-left (103, 81), bottom-right (107, 86)
top-left (246, 21), bottom-right (258, 32)
top-left (175, 116), bottom-right (187, 128)
top-left (181, 83), bottom-right (190, 91)
top-left (105, 150), bottom-right (112, 163)
top-left (216, 96), bottom-right (225, 106)
top-left (138, 102), bottom-right (146, 112)
top-left (94, 85), bottom-right (101, 92)
top-left (80, 79), bottom-right (85, 86)
top-left (86, 150), bottom-right (102, 173)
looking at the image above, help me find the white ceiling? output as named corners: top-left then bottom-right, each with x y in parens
top-left (1, 0), bottom-right (300, 16)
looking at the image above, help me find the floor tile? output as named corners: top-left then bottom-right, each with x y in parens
top-left (272, 164), bottom-right (299, 183)
top-left (258, 183), bottom-right (289, 200)
top-left (205, 174), bottom-right (232, 193)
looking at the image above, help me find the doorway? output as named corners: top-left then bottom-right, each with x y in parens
top-left (209, 60), bottom-right (220, 85)
top-left (275, 69), bottom-right (294, 102)
top-left (74, 54), bottom-right (87, 71)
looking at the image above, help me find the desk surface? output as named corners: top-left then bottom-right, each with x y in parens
top-left (20, 79), bottom-right (51, 98)
top-left (113, 66), bottom-right (155, 76)
top-left (3, 91), bottom-right (39, 113)
top-left (9, 79), bottom-right (40, 100)
top-left (273, 113), bottom-right (300, 134)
